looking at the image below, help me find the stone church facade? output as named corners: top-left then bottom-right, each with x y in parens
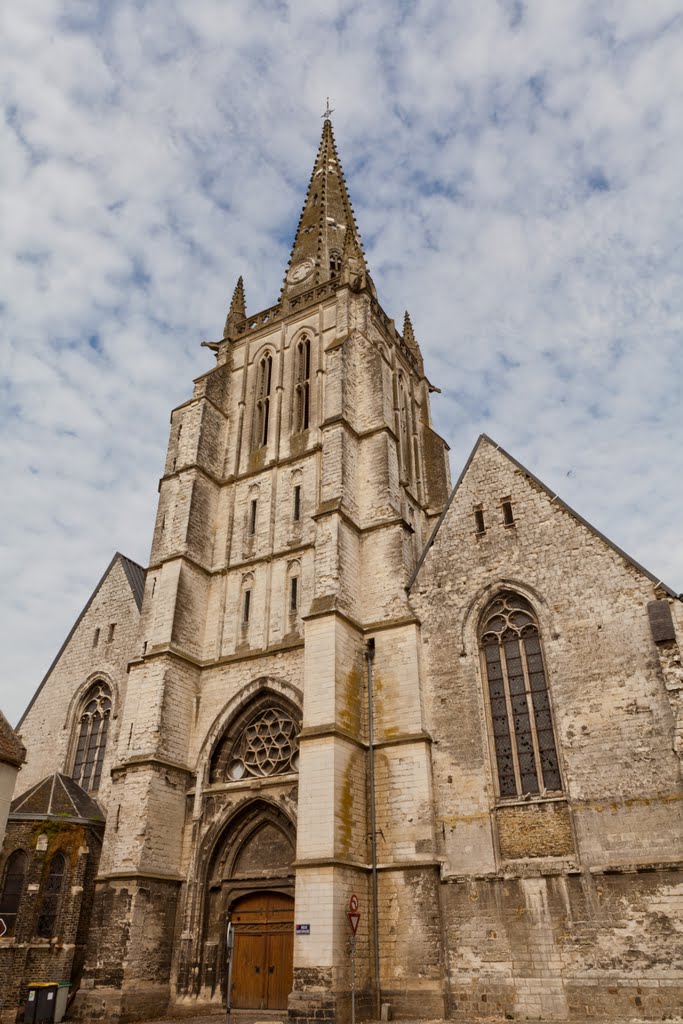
top-left (1, 119), bottom-right (681, 1024)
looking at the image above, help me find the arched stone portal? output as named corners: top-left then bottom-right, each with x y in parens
top-left (197, 801), bottom-right (296, 1008)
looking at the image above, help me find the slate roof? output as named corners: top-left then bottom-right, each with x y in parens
top-left (119, 554), bottom-right (146, 611)
top-left (409, 434), bottom-right (680, 599)
top-left (10, 772), bottom-right (105, 825)
top-left (16, 552), bottom-right (145, 730)
top-left (0, 710), bottom-right (26, 767)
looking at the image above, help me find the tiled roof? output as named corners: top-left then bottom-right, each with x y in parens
top-left (10, 772), bottom-right (104, 825)
top-left (0, 710), bottom-right (26, 767)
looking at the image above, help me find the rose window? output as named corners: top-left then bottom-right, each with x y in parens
top-left (226, 707), bottom-right (299, 781)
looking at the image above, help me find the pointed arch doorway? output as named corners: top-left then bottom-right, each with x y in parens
top-left (198, 798), bottom-right (296, 1009)
top-left (230, 891), bottom-right (294, 1010)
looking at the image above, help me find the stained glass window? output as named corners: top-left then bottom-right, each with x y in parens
top-left (72, 681), bottom-right (111, 792)
top-left (479, 592), bottom-right (561, 799)
top-left (0, 850), bottom-right (27, 936)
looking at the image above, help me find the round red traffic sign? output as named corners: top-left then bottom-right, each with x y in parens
top-left (349, 894), bottom-right (358, 913)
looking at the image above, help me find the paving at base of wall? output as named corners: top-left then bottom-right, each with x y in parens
top-left (134, 1017), bottom-right (683, 1024)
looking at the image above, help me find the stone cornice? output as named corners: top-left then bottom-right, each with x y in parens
top-left (129, 637), bottom-right (305, 675)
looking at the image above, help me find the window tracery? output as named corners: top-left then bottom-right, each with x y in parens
top-left (211, 706), bottom-right (300, 783)
top-left (479, 592), bottom-right (561, 799)
top-left (72, 681), bottom-right (111, 792)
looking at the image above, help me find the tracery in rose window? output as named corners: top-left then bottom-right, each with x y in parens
top-left (210, 705), bottom-right (300, 783)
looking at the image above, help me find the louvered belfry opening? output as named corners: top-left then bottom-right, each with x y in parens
top-left (479, 592), bottom-right (562, 799)
top-left (294, 336), bottom-right (311, 432)
top-left (36, 851), bottom-right (66, 938)
top-left (254, 352), bottom-right (273, 448)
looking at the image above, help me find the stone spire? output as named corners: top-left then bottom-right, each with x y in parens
top-left (280, 118), bottom-right (370, 303)
top-left (223, 275), bottom-right (246, 339)
top-left (403, 311), bottom-right (424, 374)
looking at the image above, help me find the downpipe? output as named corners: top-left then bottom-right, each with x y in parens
top-left (366, 638), bottom-right (381, 1019)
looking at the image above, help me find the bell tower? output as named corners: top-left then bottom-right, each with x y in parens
top-left (74, 117), bottom-right (451, 1023)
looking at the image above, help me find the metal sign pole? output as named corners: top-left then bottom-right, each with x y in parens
top-left (225, 920), bottom-right (234, 1024)
top-left (350, 935), bottom-right (356, 1024)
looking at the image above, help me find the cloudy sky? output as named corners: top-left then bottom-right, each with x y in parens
top-left (2, 0), bottom-right (682, 725)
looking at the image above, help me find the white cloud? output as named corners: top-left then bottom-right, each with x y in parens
top-left (1, 0), bottom-right (681, 725)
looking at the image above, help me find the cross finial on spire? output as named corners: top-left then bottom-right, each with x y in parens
top-left (322, 97), bottom-right (334, 121)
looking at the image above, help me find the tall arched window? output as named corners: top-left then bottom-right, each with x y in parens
top-left (72, 681), bottom-right (111, 792)
top-left (254, 352), bottom-right (273, 448)
top-left (479, 592), bottom-right (561, 799)
top-left (0, 850), bottom-right (27, 936)
top-left (294, 337), bottom-right (311, 433)
top-left (36, 852), bottom-right (65, 939)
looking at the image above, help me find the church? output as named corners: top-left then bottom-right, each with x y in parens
top-left (1, 118), bottom-right (681, 1024)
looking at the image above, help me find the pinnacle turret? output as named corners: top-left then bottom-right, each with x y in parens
top-left (403, 311), bottom-right (415, 348)
top-left (402, 311), bottom-right (424, 374)
top-left (280, 119), bottom-right (370, 302)
top-left (223, 275), bottom-right (246, 339)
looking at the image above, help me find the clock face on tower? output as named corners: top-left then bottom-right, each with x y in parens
top-left (288, 258), bottom-right (315, 284)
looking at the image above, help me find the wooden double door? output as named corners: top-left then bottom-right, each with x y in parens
top-left (231, 892), bottom-right (294, 1010)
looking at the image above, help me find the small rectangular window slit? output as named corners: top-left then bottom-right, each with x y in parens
top-left (474, 505), bottom-right (486, 535)
top-left (293, 485), bottom-right (301, 522)
top-left (242, 589), bottom-right (251, 625)
top-left (502, 498), bottom-right (515, 527)
top-left (249, 499), bottom-right (257, 537)
top-left (290, 576), bottom-right (299, 613)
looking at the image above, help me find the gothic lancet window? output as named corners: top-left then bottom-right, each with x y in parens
top-left (254, 352), bottom-right (273, 448)
top-left (479, 592), bottom-right (561, 799)
top-left (0, 850), bottom-right (27, 936)
top-left (72, 681), bottom-right (111, 792)
top-left (36, 852), bottom-right (66, 938)
top-left (294, 337), bottom-right (311, 432)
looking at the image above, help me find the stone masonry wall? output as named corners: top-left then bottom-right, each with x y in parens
top-left (410, 436), bottom-right (683, 1019)
top-left (15, 558), bottom-right (141, 813)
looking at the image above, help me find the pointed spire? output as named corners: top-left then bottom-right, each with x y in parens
top-left (223, 275), bottom-right (246, 339)
top-left (403, 311), bottom-right (416, 348)
top-left (280, 119), bottom-right (370, 303)
top-left (402, 311), bottom-right (424, 375)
